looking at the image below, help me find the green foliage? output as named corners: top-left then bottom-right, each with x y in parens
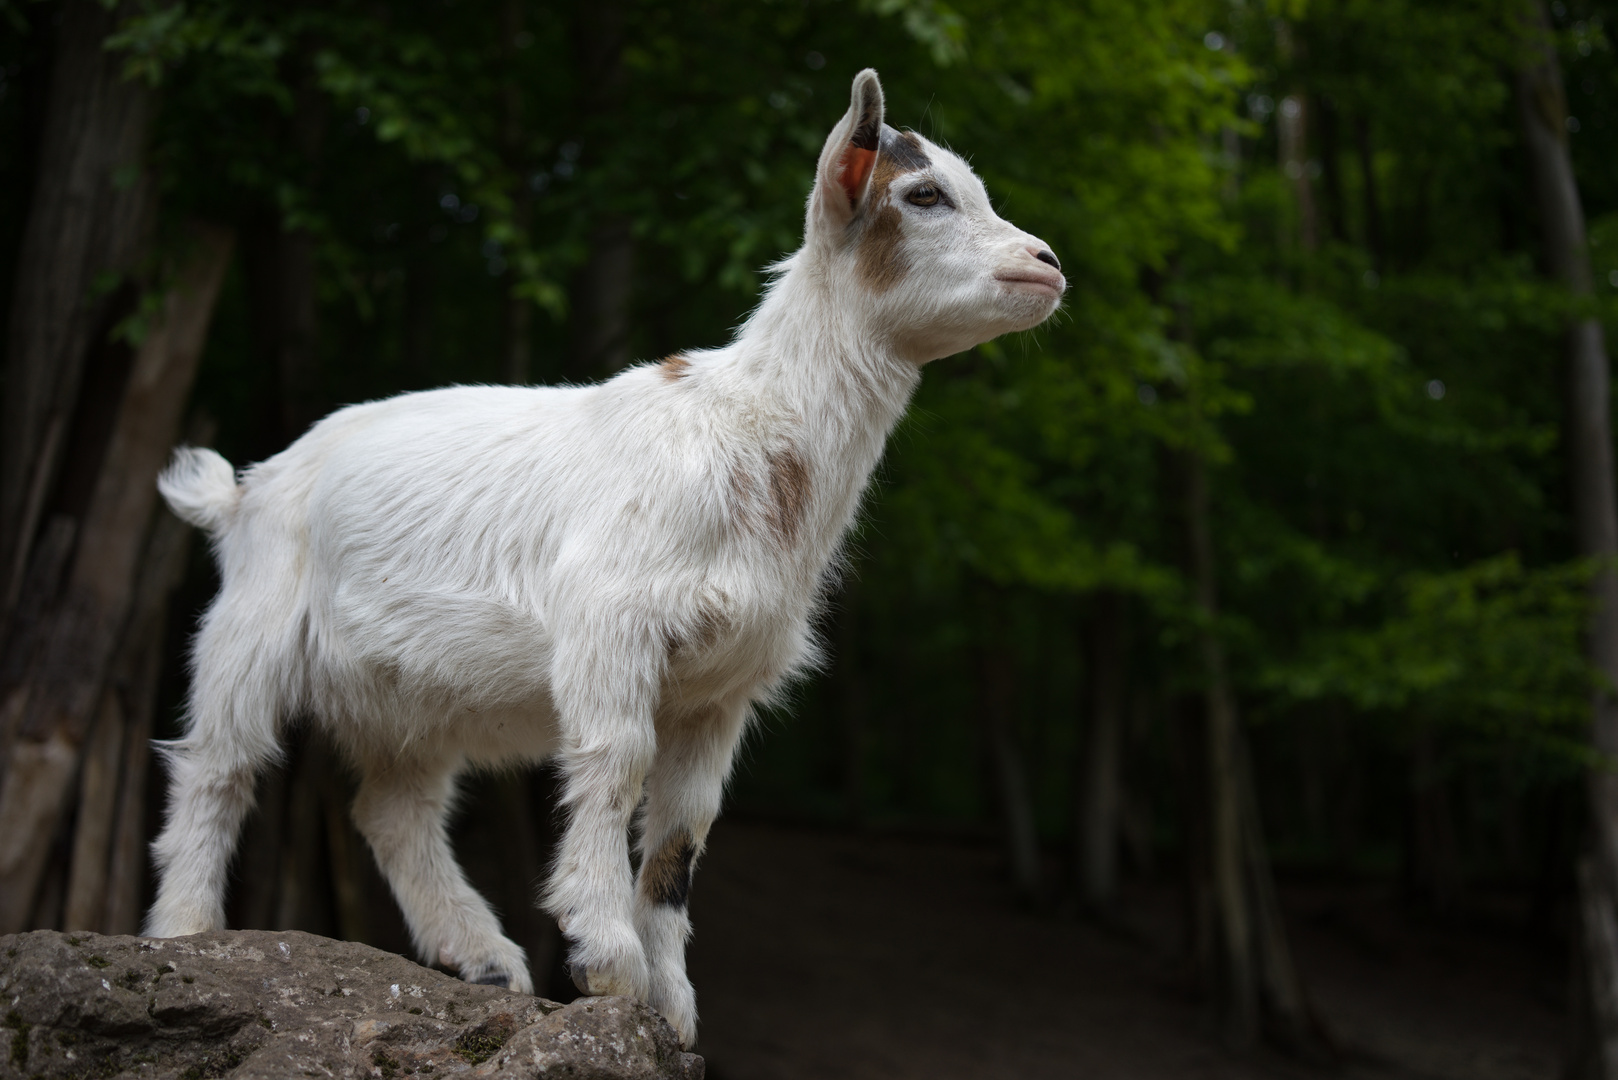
top-left (9, 0), bottom-right (1603, 872)
top-left (1265, 554), bottom-right (1595, 753)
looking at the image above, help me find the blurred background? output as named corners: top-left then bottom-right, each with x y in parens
top-left (4, 0), bottom-right (1618, 1076)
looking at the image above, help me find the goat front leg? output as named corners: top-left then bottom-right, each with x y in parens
top-left (635, 699), bottom-right (751, 1048)
top-left (544, 632), bottom-right (660, 1001)
top-left (352, 755), bottom-right (532, 993)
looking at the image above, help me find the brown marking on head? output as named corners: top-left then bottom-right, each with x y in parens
top-left (855, 127), bottom-right (930, 294)
top-left (659, 353), bottom-right (691, 381)
top-left (764, 449), bottom-right (811, 547)
top-left (640, 828), bottom-right (697, 907)
top-left (856, 204), bottom-right (907, 293)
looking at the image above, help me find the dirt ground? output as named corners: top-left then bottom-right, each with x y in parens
top-left (683, 821), bottom-right (1567, 1080)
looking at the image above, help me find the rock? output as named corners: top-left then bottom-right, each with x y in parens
top-left (0, 930), bottom-right (702, 1080)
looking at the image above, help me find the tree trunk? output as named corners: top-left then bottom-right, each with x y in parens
top-left (1074, 591), bottom-right (1126, 911)
top-left (275, 739), bottom-right (338, 937)
top-left (1515, 4), bottom-right (1618, 1074)
top-left (61, 691), bottom-right (123, 931)
top-left (275, 230), bottom-right (324, 439)
top-left (1406, 728), bottom-right (1462, 911)
top-left (1237, 729), bottom-right (1322, 1053)
top-left (1184, 450), bottom-right (1322, 1053)
top-left (67, 475), bottom-right (200, 934)
top-left (1, 0), bottom-right (156, 610)
top-left (1186, 451), bottom-right (1257, 1046)
top-left (566, 0), bottom-right (634, 380)
top-left (501, 0), bottom-right (534, 386)
top-left (1354, 117), bottom-right (1384, 272)
top-left (569, 220), bottom-right (635, 378)
top-left (0, 223), bottom-right (235, 933)
top-left (1317, 97), bottom-right (1348, 244)
top-left (1278, 94), bottom-right (1317, 256)
top-left (837, 581), bottom-right (869, 824)
top-left (1275, 23), bottom-right (1316, 258)
top-left (979, 637), bottom-right (1042, 901)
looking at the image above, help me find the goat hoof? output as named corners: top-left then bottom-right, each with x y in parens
top-left (468, 972), bottom-right (511, 989)
top-left (565, 958), bottom-right (593, 995)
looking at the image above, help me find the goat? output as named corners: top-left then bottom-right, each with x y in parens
top-left (145, 69), bottom-right (1065, 1048)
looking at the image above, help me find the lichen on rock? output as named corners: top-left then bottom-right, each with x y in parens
top-left (0, 930), bottom-right (701, 1080)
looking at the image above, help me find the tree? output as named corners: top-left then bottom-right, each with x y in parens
top-left (1515, 2), bottom-right (1618, 1072)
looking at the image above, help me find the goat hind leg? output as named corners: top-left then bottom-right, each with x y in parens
top-left (353, 757), bottom-right (532, 993)
top-left (146, 672), bottom-right (279, 937)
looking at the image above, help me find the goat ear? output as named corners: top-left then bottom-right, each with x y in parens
top-left (811, 68), bottom-right (885, 231)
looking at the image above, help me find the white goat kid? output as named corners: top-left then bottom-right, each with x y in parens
top-left (145, 69), bottom-right (1065, 1048)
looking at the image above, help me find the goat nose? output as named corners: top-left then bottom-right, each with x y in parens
top-left (1034, 248), bottom-right (1061, 272)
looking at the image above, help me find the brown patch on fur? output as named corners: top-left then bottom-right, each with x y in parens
top-left (667, 599), bottom-right (728, 658)
top-left (856, 203), bottom-right (907, 293)
top-left (659, 354), bottom-right (691, 381)
top-left (691, 599), bottom-right (726, 649)
top-left (725, 465), bottom-right (758, 537)
top-left (640, 829), bottom-right (697, 907)
top-left (854, 128), bottom-right (929, 293)
top-left (765, 449), bottom-right (811, 547)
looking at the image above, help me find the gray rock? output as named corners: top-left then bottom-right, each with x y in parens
top-left (0, 930), bottom-right (701, 1080)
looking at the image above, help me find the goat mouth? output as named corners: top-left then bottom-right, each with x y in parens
top-left (994, 272), bottom-right (1065, 296)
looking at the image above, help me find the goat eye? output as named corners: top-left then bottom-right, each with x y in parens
top-left (906, 185), bottom-right (941, 207)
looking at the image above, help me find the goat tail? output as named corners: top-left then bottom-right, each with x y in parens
top-left (158, 446), bottom-right (241, 536)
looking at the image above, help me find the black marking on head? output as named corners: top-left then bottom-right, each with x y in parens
top-left (851, 97), bottom-right (882, 151)
top-left (641, 829), bottom-right (698, 907)
top-left (879, 126), bottom-right (930, 172)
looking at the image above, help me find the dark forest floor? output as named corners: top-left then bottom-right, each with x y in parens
top-left (684, 821), bottom-right (1566, 1080)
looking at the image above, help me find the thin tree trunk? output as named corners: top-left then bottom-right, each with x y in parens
top-left (1, 0), bottom-right (156, 609)
top-left (1185, 450), bottom-right (1257, 1046)
top-left (1278, 94), bottom-right (1317, 255)
top-left (1354, 117), bottom-right (1384, 272)
top-left (276, 738), bottom-right (337, 936)
top-left (1317, 97), bottom-right (1348, 244)
top-left (273, 79), bottom-right (327, 440)
top-left (980, 639), bottom-right (1042, 901)
top-left (566, 0), bottom-right (634, 380)
top-left (1515, 4), bottom-right (1618, 1074)
top-left (0, 223), bottom-right (234, 933)
top-left (102, 634), bottom-right (162, 934)
top-left (1406, 728), bottom-right (1462, 911)
top-left (276, 230), bottom-right (323, 438)
top-left (1074, 592), bottom-right (1126, 911)
top-left (501, 0), bottom-right (533, 386)
top-left (61, 691), bottom-right (123, 931)
top-left (67, 445), bottom-right (201, 934)
top-left (324, 774), bottom-right (374, 945)
top-left (838, 581), bottom-right (869, 824)
top-left (1275, 23), bottom-right (1316, 257)
top-left (570, 220), bottom-right (635, 378)
top-left (1237, 728), bottom-right (1323, 1053)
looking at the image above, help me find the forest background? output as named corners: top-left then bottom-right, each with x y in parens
top-left (4, 0), bottom-right (1618, 1070)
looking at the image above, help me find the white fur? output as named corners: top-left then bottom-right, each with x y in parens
top-left (144, 70), bottom-right (1064, 1048)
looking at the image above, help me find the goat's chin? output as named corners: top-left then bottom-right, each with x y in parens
top-left (1006, 289), bottom-right (1063, 328)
